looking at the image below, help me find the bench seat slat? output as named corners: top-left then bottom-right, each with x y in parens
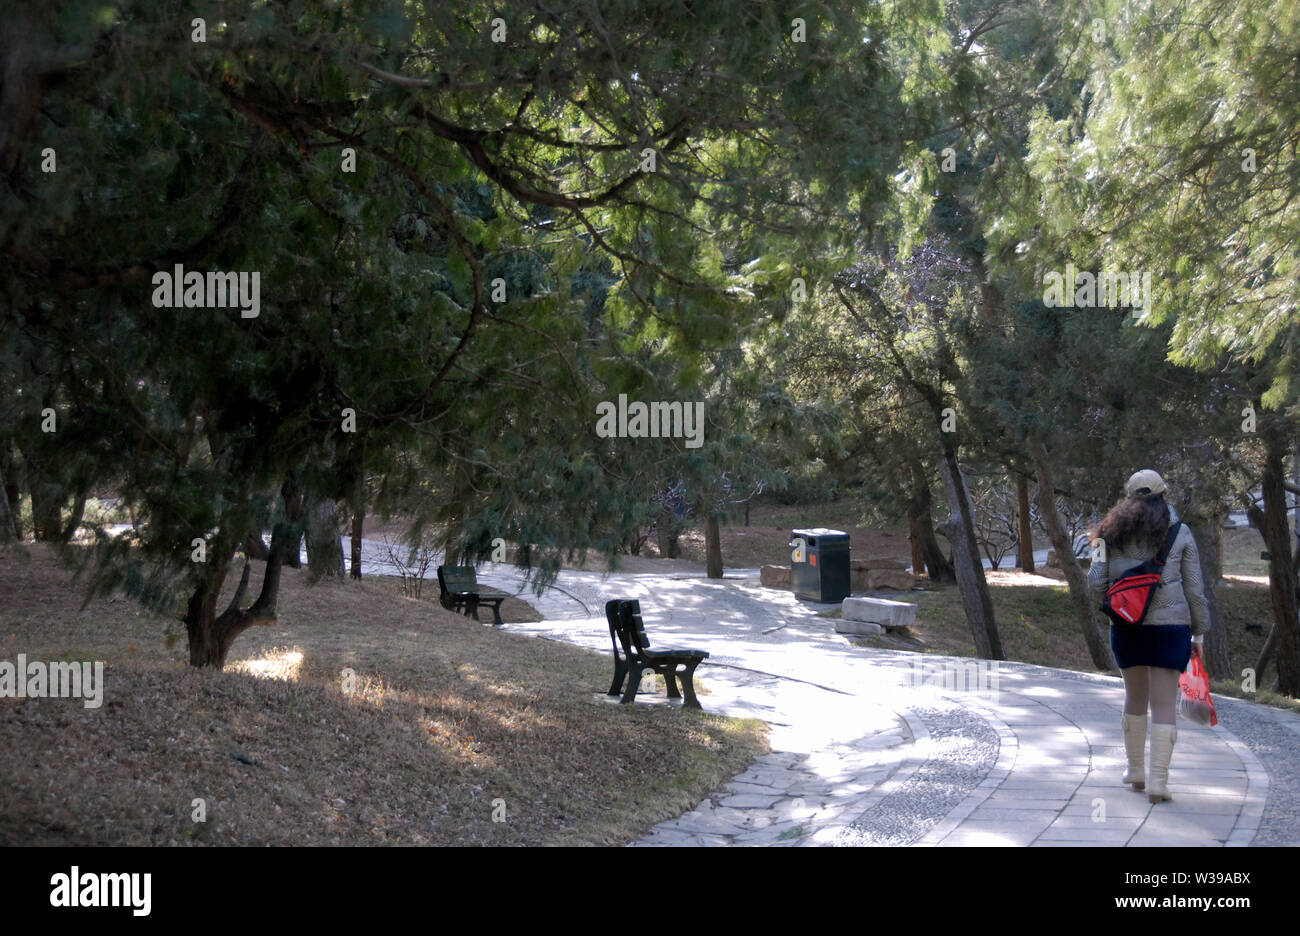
top-left (642, 648), bottom-right (709, 661)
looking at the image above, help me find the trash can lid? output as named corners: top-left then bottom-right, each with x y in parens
top-left (791, 528), bottom-right (849, 539)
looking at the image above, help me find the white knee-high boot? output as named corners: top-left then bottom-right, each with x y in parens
top-left (1147, 722), bottom-right (1177, 803)
top-left (1121, 713), bottom-right (1146, 791)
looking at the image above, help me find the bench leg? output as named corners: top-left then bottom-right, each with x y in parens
top-left (467, 598), bottom-right (481, 621)
top-left (663, 666), bottom-right (682, 700)
top-left (679, 661), bottom-right (703, 710)
top-left (608, 656), bottom-right (628, 697)
top-left (490, 601), bottom-right (504, 627)
top-left (620, 664), bottom-right (644, 705)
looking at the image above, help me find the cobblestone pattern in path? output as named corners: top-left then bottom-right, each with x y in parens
top-left (1206, 695), bottom-right (1298, 846)
top-left (834, 703), bottom-right (1000, 846)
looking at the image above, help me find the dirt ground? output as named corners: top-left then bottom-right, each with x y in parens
top-left (0, 545), bottom-right (766, 846)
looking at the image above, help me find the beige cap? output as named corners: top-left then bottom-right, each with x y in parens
top-left (1125, 469), bottom-right (1167, 498)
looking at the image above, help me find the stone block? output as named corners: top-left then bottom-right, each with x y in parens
top-left (835, 618), bottom-right (884, 636)
top-left (841, 596), bottom-right (917, 630)
top-left (1043, 549), bottom-right (1086, 569)
top-left (760, 565), bottom-right (791, 587)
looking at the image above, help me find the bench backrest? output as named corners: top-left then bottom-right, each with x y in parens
top-left (605, 599), bottom-right (628, 658)
top-left (438, 565), bottom-right (479, 594)
top-left (618, 599), bottom-right (653, 655)
top-left (605, 598), bottom-right (652, 659)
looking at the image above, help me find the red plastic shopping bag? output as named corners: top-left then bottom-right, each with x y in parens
top-left (1179, 648), bottom-right (1218, 727)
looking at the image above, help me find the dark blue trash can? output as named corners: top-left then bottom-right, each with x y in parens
top-left (790, 528), bottom-right (851, 602)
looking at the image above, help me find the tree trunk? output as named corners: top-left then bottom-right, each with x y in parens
top-left (0, 459), bottom-right (16, 543)
top-left (1184, 508), bottom-right (1231, 680)
top-left (27, 466), bottom-right (62, 542)
top-left (304, 496), bottom-right (345, 581)
top-left (1218, 524), bottom-right (1225, 582)
top-left (908, 463), bottom-right (955, 582)
top-left (1, 446), bottom-right (20, 540)
top-left (656, 521), bottom-right (680, 559)
top-left (907, 502), bottom-right (926, 575)
top-left (1028, 436), bottom-right (1114, 670)
top-left (1254, 624), bottom-right (1278, 691)
top-left (1256, 432), bottom-right (1300, 696)
top-left (57, 489), bottom-right (86, 543)
top-left (185, 563), bottom-right (232, 668)
top-left (938, 451), bottom-right (1003, 659)
top-left (350, 509), bottom-right (364, 579)
top-left (1294, 440), bottom-right (1299, 533)
top-left (244, 532), bottom-right (271, 561)
top-left (1017, 474), bottom-right (1035, 572)
top-left (282, 474), bottom-right (304, 568)
top-left (705, 515), bottom-right (723, 579)
top-left (186, 515), bottom-right (293, 668)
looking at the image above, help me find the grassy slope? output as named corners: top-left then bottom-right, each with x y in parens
top-left (0, 545), bottom-right (766, 846)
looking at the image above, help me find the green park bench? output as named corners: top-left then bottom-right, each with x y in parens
top-left (605, 598), bottom-right (709, 709)
top-left (437, 565), bottom-right (509, 627)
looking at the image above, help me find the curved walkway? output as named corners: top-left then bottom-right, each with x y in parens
top-left (356, 541), bottom-right (1298, 847)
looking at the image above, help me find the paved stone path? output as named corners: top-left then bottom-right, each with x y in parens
top-left (350, 541), bottom-right (1299, 847)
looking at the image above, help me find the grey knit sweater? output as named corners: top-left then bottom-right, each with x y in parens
top-left (1086, 504), bottom-right (1211, 636)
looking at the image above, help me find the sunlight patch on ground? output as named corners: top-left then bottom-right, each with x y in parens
top-left (1018, 684), bottom-right (1068, 699)
top-left (227, 646), bottom-right (304, 681)
top-left (1224, 574), bottom-right (1270, 586)
top-left (985, 570), bottom-right (1068, 588)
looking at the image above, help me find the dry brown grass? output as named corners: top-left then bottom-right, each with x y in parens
top-left (0, 545), bottom-right (767, 846)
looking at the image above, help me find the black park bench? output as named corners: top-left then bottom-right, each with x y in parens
top-left (437, 565), bottom-right (509, 627)
top-left (605, 599), bottom-right (709, 709)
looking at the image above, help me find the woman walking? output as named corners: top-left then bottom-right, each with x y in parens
top-left (1088, 470), bottom-right (1211, 803)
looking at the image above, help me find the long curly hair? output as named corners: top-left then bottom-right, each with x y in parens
top-left (1092, 492), bottom-right (1170, 554)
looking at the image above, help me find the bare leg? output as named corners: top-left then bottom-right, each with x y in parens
top-left (1121, 665), bottom-right (1150, 716)
top-left (1149, 667), bottom-right (1181, 724)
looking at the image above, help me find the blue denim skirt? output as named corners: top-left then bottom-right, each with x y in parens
top-left (1110, 622), bottom-right (1192, 671)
